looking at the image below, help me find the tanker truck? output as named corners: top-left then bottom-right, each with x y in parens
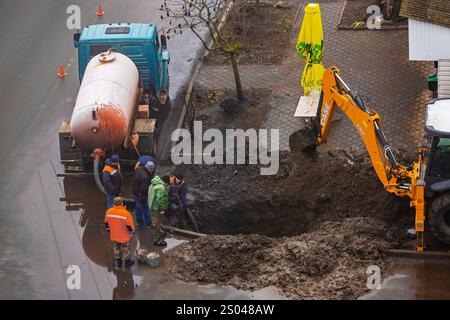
top-left (59, 23), bottom-right (170, 174)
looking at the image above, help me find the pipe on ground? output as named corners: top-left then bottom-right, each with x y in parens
top-left (93, 158), bottom-right (106, 195)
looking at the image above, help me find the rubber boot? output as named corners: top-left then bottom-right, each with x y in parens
top-left (159, 229), bottom-right (167, 238)
top-left (116, 259), bottom-right (123, 269)
top-left (124, 259), bottom-right (135, 268)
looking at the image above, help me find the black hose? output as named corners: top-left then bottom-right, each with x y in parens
top-left (374, 121), bottom-right (399, 170)
top-left (93, 158), bottom-right (106, 195)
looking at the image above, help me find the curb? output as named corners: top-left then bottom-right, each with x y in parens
top-left (336, 0), bottom-right (347, 29)
top-left (280, 0), bottom-right (303, 63)
top-left (337, 24), bottom-right (408, 31)
top-left (164, 0), bottom-right (236, 161)
top-left (388, 249), bottom-right (450, 260)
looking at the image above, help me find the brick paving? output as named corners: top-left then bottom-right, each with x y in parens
top-left (194, 0), bottom-right (433, 151)
top-left (196, 65), bottom-right (288, 90)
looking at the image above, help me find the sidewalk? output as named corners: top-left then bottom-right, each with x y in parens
top-left (194, 0), bottom-right (433, 151)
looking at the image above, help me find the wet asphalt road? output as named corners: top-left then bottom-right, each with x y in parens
top-left (0, 0), bottom-right (210, 299)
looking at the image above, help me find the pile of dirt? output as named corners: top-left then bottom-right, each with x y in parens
top-left (168, 216), bottom-right (392, 299)
top-left (166, 148), bottom-right (416, 298)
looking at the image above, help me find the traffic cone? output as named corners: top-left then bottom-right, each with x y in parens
top-left (57, 64), bottom-right (67, 78)
top-left (96, 4), bottom-right (104, 16)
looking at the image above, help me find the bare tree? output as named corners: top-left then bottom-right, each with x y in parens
top-left (160, 0), bottom-right (249, 101)
top-left (380, 0), bottom-right (403, 21)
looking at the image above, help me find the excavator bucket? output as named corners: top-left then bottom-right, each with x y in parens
top-left (291, 94), bottom-right (321, 154)
top-left (289, 127), bottom-right (317, 153)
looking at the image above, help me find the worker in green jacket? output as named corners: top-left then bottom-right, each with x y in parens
top-left (147, 175), bottom-right (169, 246)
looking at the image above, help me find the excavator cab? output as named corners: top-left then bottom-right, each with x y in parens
top-left (424, 99), bottom-right (450, 187)
top-left (427, 137), bottom-right (450, 181)
top-left (423, 99), bottom-right (450, 245)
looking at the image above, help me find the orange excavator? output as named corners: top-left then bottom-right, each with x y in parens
top-left (290, 67), bottom-right (450, 252)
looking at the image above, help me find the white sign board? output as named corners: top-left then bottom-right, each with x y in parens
top-left (294, 95), bottom-right (321, 118)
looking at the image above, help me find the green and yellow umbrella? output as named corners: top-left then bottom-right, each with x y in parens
top-left (296, 3), bottom-right (324, 96)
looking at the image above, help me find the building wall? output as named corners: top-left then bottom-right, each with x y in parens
top-left (438, 60), bottom-right (450, 98)
top-left (409, 19), bottom-right (450, 61)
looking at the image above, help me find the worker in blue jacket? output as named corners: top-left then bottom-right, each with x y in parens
top-left (103, 154), bottom-right (122, 209)
top-left (132, 160), bottom-right (155, 228)
top-left (134, 155), bottom-right (157, 173)
top-left (131, 155), bottom-right (157, 227)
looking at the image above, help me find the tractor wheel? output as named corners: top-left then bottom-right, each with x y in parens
top-left (429, 192), bottom-right (450, 245)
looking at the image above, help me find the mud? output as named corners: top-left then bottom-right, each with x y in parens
top-left (204, 0), bottom-right (297, 65)
top-left (168, 218), bottom-right (392, 299)
top-left (190, 89), bottom-right (272, 131)
top-left (167, 148), bottom-right (416, 299)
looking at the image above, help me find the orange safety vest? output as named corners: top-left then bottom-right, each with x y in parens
top-left (103, 165), bottom-right (118, 175)
top-left (104, 205), bottom-right (135, 243)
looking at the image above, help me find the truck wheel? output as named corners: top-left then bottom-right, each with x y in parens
top-left (429, 192), bottom-right (450, 245)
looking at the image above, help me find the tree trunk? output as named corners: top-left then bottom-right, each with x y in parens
top-left (381, 0), bottom-right (402, 20)
top-left (392, 0), bottom-right (402, 21)
top-left (230, 53), bottom-right (244, 101)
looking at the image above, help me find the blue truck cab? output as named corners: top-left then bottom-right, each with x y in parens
top-left (73, 23), bottom-right (170, 104)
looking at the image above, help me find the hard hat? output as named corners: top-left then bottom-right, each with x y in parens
top-left (111, 154), bottom-right (120, 163)
top-left (144, 161), bottom-right (155, 172)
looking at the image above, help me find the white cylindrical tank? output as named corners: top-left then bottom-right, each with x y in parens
top-left (70, 51), bottom-right (139, 151)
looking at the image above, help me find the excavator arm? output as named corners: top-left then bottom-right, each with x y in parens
top-left (292, 67), bottom-right (426, 251)
top-left (316, 67), bottom-right (401, 189)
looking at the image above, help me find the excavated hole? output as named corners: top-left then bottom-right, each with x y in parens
top-left (193, 200), bottom-right (323, 237)
top-left (176, 148), bottom-right (416, 242)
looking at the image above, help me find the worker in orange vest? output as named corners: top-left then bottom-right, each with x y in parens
top-left (167, 173), bottom-right (188, 210)
top-left (105, 197), bottom-right (135, 269)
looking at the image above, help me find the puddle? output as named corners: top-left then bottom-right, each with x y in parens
top-left (55, 175), bottom-right (285, 299)
top-left (361, 257), bottom-right (450, 300)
